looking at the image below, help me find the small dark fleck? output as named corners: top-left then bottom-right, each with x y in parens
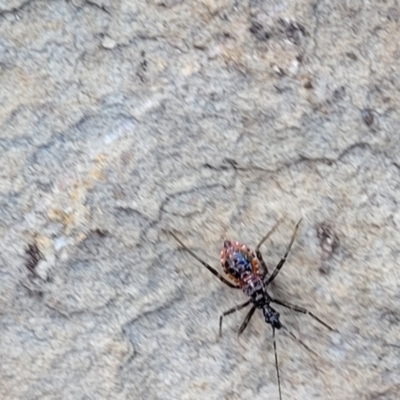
top-left (209, 92), bottom-right (218, 101)
top-left (387, 7), bottom-right (399, 22)
top-left (155, 0), bottom-right (183, 8)
top-left (381, 310), bottom-right (400, 325)
top-left (24, 286), bottom-right (44, 298)
top-left (304, 79), bottom-right (313, 89)
top-left (317, 223), bottom-right (339, 266)
top-left (137, 51), bottom-right (148, 82)
top-left (274, 85), bottom-right (290, 93)
top-left (220, 13), bottom-right (229, 21)
top-left (25, 243), bottom-right (42, 273)
top-left (333, 86), bottom-right (346, 101)
top-left (223, 158), bottom-right (239, 169)
top-left (280, 19), bottom-right (307, 45)
top-left (94, 228), bottom-right (108, 237)
top-left (140, 56), bottom-right (147, 71)
top-left (271, 63), bottom-right (285, 76)
top-left (362, 109), bottom-right (374, 126)
top-left (346, 52), bottom-right (358, 60)
top-left (250, 21), bottom-right (271, 41)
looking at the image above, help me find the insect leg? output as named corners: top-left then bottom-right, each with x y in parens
top-left (238, 306), bottom-right (256, 336)
top-left (168, 231), bottom-right (240, 289)
top-left (219, 300), bottom-right (251, 336)
top-left (271, 298), bottom-right (336, 332)
top-left (272, 327), bottom-right (282, 400)
top-left (256, 217), bottom-right (285, 278)
top-left (281, 324), bottom-right (319, 359)
top-left (264, 219), bottom-right (302, 285)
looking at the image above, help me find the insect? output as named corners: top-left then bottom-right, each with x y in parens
top-left (169, 218), bottom-right (335, 400)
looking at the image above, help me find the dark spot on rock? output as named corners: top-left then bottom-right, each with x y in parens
top-left (138, 51), bottom-right (148, 82)
top-left (304, 79), bottom-right (313, 89)
top-left (362, 109), bottom-right (374, 126)
top-left (346, 52), bottom-right (358, 60)
top-left (209, 92), bottom-right (218, 101)
top-left (381, 310), bottom-right (400, 325)
top-left (280, 19), bottom-right (307, 45)
top-left (387, 7), bottom-right (399, 22)
top-left (93, 228), bottom-right (108, 237)
top-left (271, 63), bottom-right (285, 76)
top-left (223, 158), bottom-right (239, 169)
top-left (24, 285), bottom-right (44, 299)
top-left (274, 85), bottom-right (291, 93)
top-left (333, 86), bottom-right (346, 101)
top-left (154, 0), bottom-right (183, 7)
top-left (317, 223), bottom-right (339, 273)
top-left (25, 243), bottom-right (42, 273)
top-left (249, 21), bottom-right (271, 41)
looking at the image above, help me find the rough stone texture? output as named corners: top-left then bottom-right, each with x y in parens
top-left (1, 1), bottom-right (400, 399)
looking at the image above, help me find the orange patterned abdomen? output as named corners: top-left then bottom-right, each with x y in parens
top-left (220, 240), bottom-right (263, 294)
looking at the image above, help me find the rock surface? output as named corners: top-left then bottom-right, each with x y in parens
top-left (1, 1), bottom-right (400, 399)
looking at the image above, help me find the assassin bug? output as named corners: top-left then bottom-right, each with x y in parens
top-left (169, 218), bottom-right (335, 400)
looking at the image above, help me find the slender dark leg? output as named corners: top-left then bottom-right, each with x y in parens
top-left (272, 298), bottom-right (335, 332)
top-left (255, 217), bottom-right (285, 278)
top-left (256, 251), bottom-right (269, 278)
top-left (272, 327), bottom-right (282, 400)
top-left (238, 306), bottom-right (256, 336)
top-left (168, 231), bottom-right (240, 289)
top-left (281, 324), bottom-right (319, 359)
top-left (264, 219), bottom-right (302, 285)
top-left (219, 300), bottom-right (251, 336)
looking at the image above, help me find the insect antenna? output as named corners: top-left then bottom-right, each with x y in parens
top-left (167, 230), bottom-right (240, 289)
top-left (256, 216), bottom-right (285, 251)
top-left (272, 327), bottom-right (282, 400)
top-left (281, 324), bottom-right (319, 359)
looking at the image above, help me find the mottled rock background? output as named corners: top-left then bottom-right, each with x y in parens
top-left (1, 1), bottom-right (400, 399)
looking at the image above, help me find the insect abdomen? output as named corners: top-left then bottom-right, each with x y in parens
top-left (220, 240), bottom-right (263, 295)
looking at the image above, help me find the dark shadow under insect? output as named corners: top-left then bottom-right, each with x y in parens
top-left (168, 218), bottom-right (335, 400)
